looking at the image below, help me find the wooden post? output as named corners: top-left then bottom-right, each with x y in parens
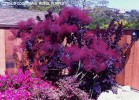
top-left (0, 29), bottom-right (6, 75)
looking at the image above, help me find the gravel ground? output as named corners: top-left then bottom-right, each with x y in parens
top-left (98, 86), bottom-right (139, 100)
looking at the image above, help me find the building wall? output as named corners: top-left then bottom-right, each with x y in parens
top-left (5, 29), bottom-right (20, 74)
top-left (0, 29), bottom-right (22, 75)
top-left (0, 29), bottom-right (6, 75)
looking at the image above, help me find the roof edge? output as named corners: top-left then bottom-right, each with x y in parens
top-left (0, 24), bottom-right (18, 29)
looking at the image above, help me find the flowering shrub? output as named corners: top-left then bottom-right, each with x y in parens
top-left (10, 6), bottom-right (128, 99)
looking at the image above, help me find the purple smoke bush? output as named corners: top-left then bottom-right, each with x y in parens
top-left (10, 6), bottom-right (128, 99)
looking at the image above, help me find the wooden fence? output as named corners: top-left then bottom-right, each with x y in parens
top-left (116, 33), bottom-right (139, 90)
top-left (0, 26), bottom-right (139, 90)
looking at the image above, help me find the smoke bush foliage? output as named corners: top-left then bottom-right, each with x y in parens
top-left (11, 6), bottom-right (127, 99)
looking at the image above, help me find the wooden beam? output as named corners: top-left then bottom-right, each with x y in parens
top-left (0, 24), bottom-right (18, 29)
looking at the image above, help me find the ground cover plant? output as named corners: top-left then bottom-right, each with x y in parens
top-left (0, 69), bottom-right (90, 100)
top-left (0, 6), bottom-right (129, 99)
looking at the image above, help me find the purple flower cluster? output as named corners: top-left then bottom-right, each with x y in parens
top-left (0, 69), bottom-right (51, 99)
top-left (0, 69), bottom-right (92, 100)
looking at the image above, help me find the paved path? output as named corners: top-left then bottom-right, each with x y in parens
top-left (98, 87), bottom-right (139, 100)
